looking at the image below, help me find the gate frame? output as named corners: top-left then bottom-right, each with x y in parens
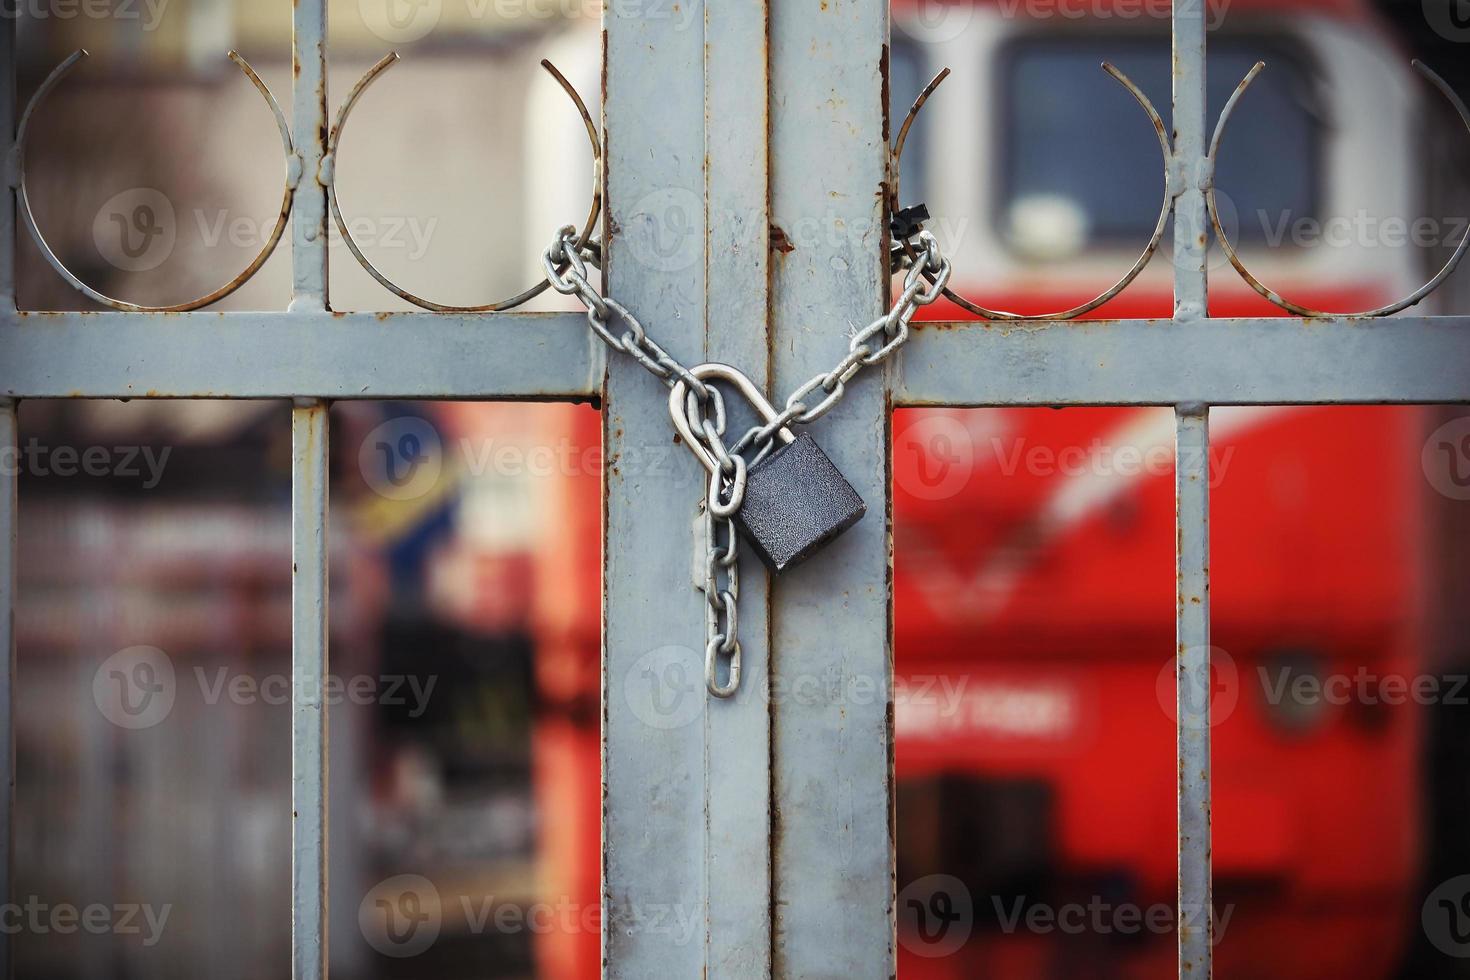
top-left (2, 1), bottom-right (1469, 977)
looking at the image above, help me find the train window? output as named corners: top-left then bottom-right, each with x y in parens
top-left (1000, 38), bottom-right (1322, 254)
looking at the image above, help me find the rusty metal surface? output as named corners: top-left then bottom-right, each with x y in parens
top-left (14, 51), bottom-right (296, 313)
top-left (1175, 406), bottom-right (1213, 978)
top-left (0, 310), bottom-right (602, 400)
top-left (1207, 59), bottom-right (1470, 319)
top-left (600, 0), bottom-right (711, 975)
top-left (768, 0), bottom-right (894, 974)
top-left (1172, 4), bottom-right (1213, 975)
top-left (290, 401), bottom-right (330, 980)
top-left (325, 55), bottom-right (602, 313)
top-left (895, 316), bottom-right (1470, 407)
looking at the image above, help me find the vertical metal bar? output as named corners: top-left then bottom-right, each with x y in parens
top-left (1176, 405), bottom-right (1212, 977)
top-left (1172, 0), bottom-right (1210, 318)
top-left (1173, 1), bottom-right (1213, 974)
top-left (1, 13), bottom-right (17, 979)
top-left (291, 0), bottom-right (330, 311)
top-left (601, 3), bottom-right (710, 977)
top-left (289, 1), bottom-right (331, 975)
top-left (768, 0), bottom-right (892, 974)
top-left (704, 0), bottom-right (772, 975)
top-left (1, 6), bottom-right (15, 309)
top-left (291, 400), bottom-right (329, 980)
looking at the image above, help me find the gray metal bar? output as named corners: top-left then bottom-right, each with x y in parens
top-left (8, 312), bottom-right (1470, 405)
top-left (1175, 405), bottom-right (1212, 977)
top-left (768, 0), bottom-right (893, 973)
top-left (601, 1), bottom-right (710, 976)
top-left (704, 0), bottom-right (773, 975)
top-left (291, 400), bottom-right (330, 980)
top-left (1, 14), bottom-right (16, 979)
top-left (2, 7), bottom-right (15, 309)
top-left (1172, 0), bottom-right (1209, 319)
top-left (0, 400), bottom-right (14, 980)
top-left (292, 0), bottom-right (330, 311)
top-left (895, 317), bottom-right (1470, 407)
top-left (0, 311), bottom-right (601, 400)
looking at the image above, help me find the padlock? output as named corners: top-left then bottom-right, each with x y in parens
top-left (670, 363), bottom-right (866, 573)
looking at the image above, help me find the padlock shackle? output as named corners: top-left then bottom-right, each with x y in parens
top-left (669, 362), bottom-right (796, 476)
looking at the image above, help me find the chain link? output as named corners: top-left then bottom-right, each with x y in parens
top-left (544, 224), bottom-right (950, 699)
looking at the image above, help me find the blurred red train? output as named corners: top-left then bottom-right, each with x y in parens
top-left (521, 0), bottom-right (1438, 976)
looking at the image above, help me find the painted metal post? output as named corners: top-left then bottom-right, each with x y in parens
top-left (291, 400), bottom-right (330, 980)
top-left (769, 0), bottom-right (893, 974)
top-left (0, 11), bottom-right (16, 978)
top-left (1175, 405), bottom-right (1213, 977)
top-left (601, 1), bottom-right (714, 976)
top-left (704, 0), bottom-right (774, 975)
top-left (290, 0), bottom-right (331, 978)
top-left (1173, 2), bottom-right (1215, 976)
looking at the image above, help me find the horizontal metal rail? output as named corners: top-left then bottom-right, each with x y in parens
top-left (0, 311), bottom-right (602, 401)
top-left (4, 311), bottom-right (1468, 405)
top-left (898, 316), bottom-right (1470, 407)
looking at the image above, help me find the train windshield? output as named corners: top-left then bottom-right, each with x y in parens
top-left (1002, 37), bottom-right (1322, 251)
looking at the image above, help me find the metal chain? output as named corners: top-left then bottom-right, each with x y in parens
top-left (543, 224), bottom-right (951, 698)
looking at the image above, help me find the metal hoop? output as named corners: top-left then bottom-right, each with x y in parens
top-left (896, 63), bottom-right (1172, 321)
top-left (1207, 60), bottom-right (1470, 318)
top-left (326, 54), bottom-right (601, 313)
top-left (14, 50), bottom-right (296, 313)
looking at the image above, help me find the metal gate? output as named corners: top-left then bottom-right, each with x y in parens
top-left (3, 1), bottom-right (1469, 977)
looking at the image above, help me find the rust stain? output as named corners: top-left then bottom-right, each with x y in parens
top-left (769, 225), bottom-right (795, 255)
